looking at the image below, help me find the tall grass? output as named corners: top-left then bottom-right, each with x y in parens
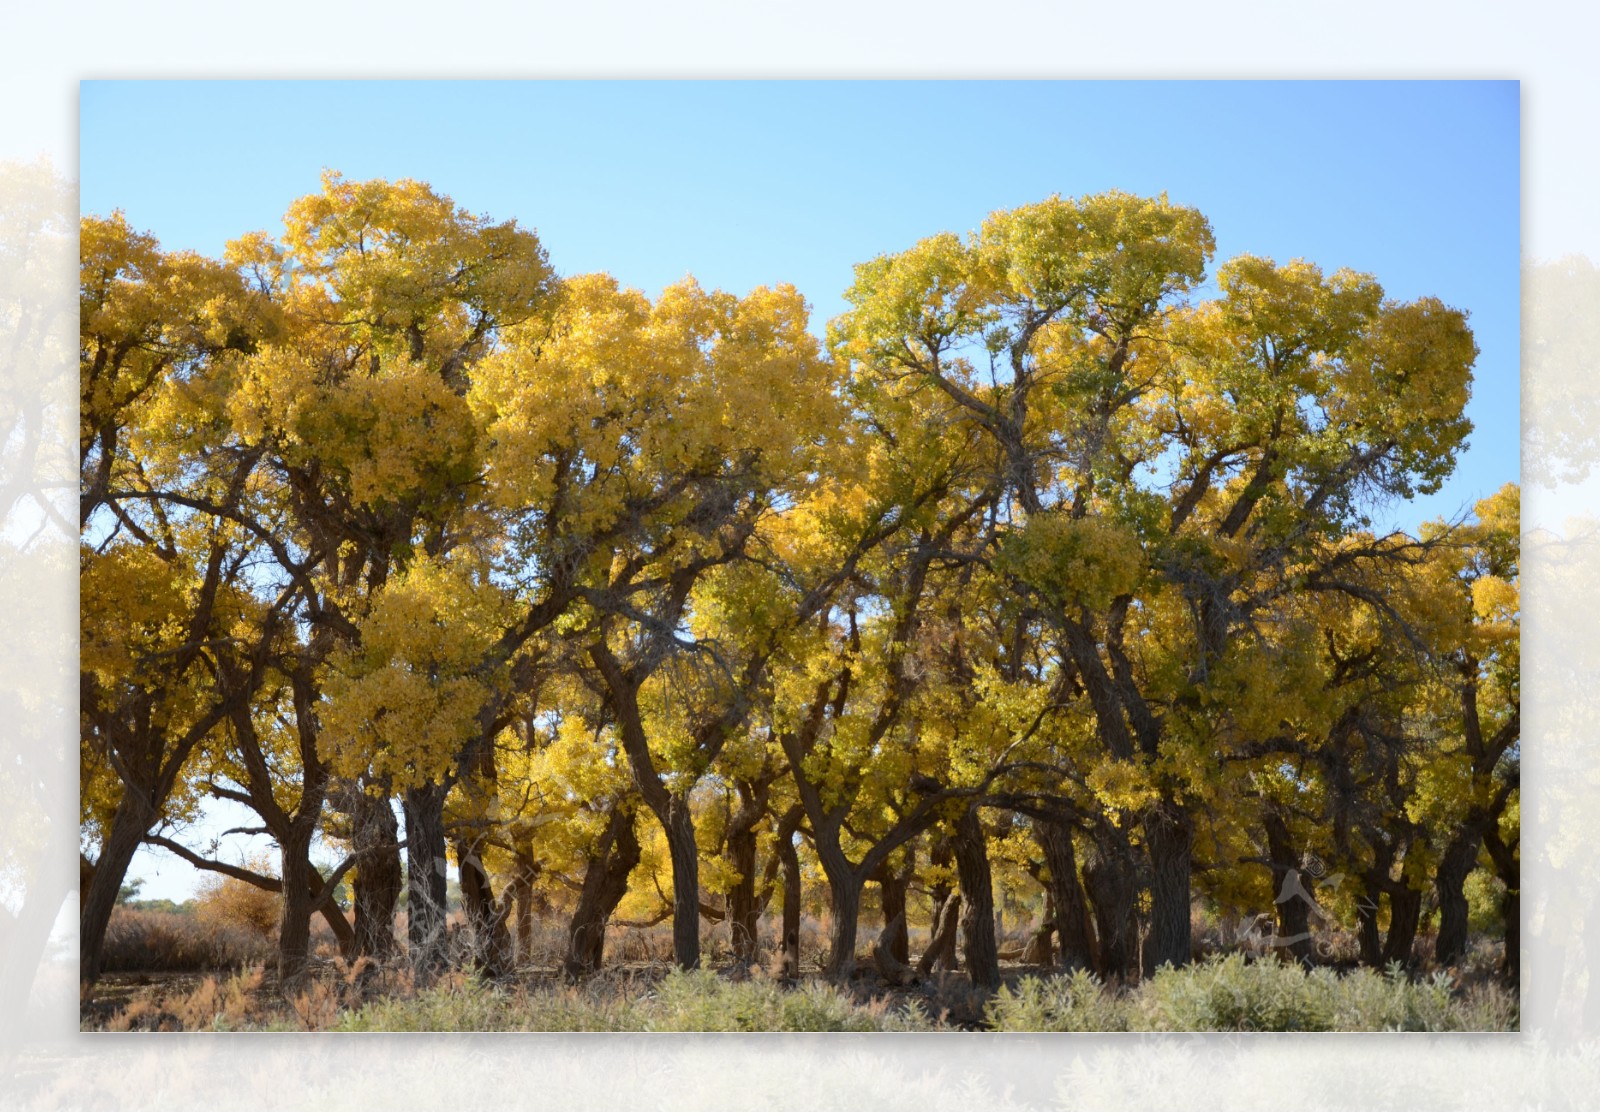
top-left (98, 908), bottom-right (275, 973)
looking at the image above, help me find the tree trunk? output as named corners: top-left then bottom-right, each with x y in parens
top-left (1356, 880), bottom-right (1383, 968)
top-left (315, 882), bottom-right (355, 959)
top-left (403, 781), bottom-right (450, 973)
top-left (511, 845), bottom-right (542, 965)
top-left (727, 819), bottom-right (760, 967)
top-left (1143, 802), bottom-right (1193, 973)
top-left (79, 791), bottom-right (155, 988)
top-left (1034, 816), bottom-right (1097, 971)
top-left (564, 805), bottom-right (641, 978)
top-left (954, 807), bottom-right (999, 991)
top-left (1435, 825), bottom-right (1482, 966)
top-left (1083, 824), bottom-right (1139, 980)
top-left (1382, 884), bottom-right (1422, 967)
top-left (775, 816), bottom-right (802, 982)
top-left (876, 860), bottom-right (911, 965)
top-left (660, 798), bottom-right (702, 971)
top-left (1024, 893), bottom-right (1056, 966)
top-left (824, 870), bottom-right (864, 981)
top-left (1264, 808), bottom-right (1313, 966)
top-left (918, 892), bottom-right (962, 976)
top-left (277, 831), bottom-right (315, 986)
top-left (918, 837), bottom-right (960, 975)
top-left (874, 911), bottom-right (918, 986)
top-left (351, 787), bottom-right (401, 959)
top-left (456, 838), bottom-right (513, 978)
top-left (1357, 846), bottom-right (1396, 969)
top-left (1484, 827), bottom-right (1519, 985)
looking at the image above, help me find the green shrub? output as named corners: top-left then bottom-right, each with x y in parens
top-left (986, 970), bottom-right (1130, 1032)
top-left (1129, 954), bottom-right (1517, 1032)
top-left (332, 969), bottom-right (932, 1033)
top-left (642, 969), bottom-right (905, 1032)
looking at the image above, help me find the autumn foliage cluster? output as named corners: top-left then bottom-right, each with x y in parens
top-left (80, 175), bottom-right (1517, 1002)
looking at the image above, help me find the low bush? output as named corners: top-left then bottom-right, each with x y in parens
top-left (330, 968), bottom-right (929, 1033)
top-left (194, 872), bottom-right (281, 939)
top-left (984, 969), bottom-right (1131, 1032)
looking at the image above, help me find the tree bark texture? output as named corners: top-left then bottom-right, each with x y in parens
top-left (954, 807), bottom-right (1000, 990)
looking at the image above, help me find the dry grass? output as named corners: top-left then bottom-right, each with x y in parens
top-left (98, 907), bottom-right (276, 974)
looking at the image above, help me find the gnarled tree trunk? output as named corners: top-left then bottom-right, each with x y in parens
top-left (874, 911), bottom-right (918, 986)
top-left (457, 839), bottom-right (513, 978)
top-left (824, 870), bottom-right (865, 981)
top-left (1264, 808), bottom-right (1314, 966)
top-left (351, 787), bottom-right (402, 959)
top-left (564, 804), bottom-right (641, 978)
top-left (918, 892), bottom-right (962, 976)
top-left (954, 806), bottom-right (999, 991)
top-left (1383, 883), bottom-right (1423, 967)
top-left (1034, 816), bottom-right (1097, 972)
top-left (660, 799), bottom-right (702, 971)
top-left (1143, 801), bottom-right (1193, 973)
top-left (277, 831), bottom-right (315, 986)
top-left (510, 844), bottom-right (543, 965)
top-left (774, 811), bottom-right (803, 981)
top-left (403, 781), bottom-right (450, 973)
top-left (875, 857), bottom-right (911, 966)
top-left (726, 784), bottom-right (764, 967)
top-left (1083, 823), bottom-right (1139, 980)
top-left (1435, 824), bottom-right (1483, 966)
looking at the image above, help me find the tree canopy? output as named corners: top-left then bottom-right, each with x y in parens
top-left (80, 177), bottom-right (1517, 994)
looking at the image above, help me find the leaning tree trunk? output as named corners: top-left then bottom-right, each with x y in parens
top-left (659, 797), bottom-right (703, 971)
top-left (918, 892), bottom-right (962, 976)
top-left (954, 806), bottom-right (999, 991)
top-left (351, 787), bottom-right (402, 959)
top-left (1264, 808), bottom-right (1314, 966)
top-left (1435, 824), bottom-right (1483, 966)
top-left (564, 805), bottom-right (641, 978)
top-left (1035, 816), bottom-right (1097, 972)
top-left (1083, 824), bottom-right (1139, 981)
top-left (1143, 801), bottom-right (1194, 973)
top-left (310, 869), bottom-right (355, 959)
top-left (403, 781), bottom-right (450, 973)
top-left (79, 791), bottom-right (156, 988)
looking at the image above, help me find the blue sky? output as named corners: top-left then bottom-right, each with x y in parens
top-left (81, 79), bottom-right (1520, 898)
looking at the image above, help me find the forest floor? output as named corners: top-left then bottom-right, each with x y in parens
top-left (80, 905), bottom-right (1517, 1032)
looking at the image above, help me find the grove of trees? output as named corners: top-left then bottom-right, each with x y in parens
top-left (79, 174), bottom-right (1519, 997)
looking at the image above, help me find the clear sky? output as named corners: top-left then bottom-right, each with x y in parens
top-left (81, 79), bottom-right (1520, 899)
